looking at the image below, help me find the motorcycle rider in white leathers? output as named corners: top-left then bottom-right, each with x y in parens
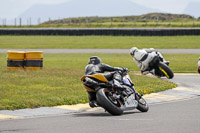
top-left (130, 47), bottom-right (169, 75)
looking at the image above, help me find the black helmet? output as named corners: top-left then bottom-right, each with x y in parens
top-left (88, 56), bottom-right (102, 65)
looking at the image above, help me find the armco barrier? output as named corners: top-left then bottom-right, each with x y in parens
top-left (0, 28), bottom-right (200, 36)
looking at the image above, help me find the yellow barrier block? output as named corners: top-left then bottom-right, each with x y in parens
top-left (7, 51), bottom-right (25, 60)
top-left (7, 67), bottom-right (24, 71)
top-left (25, 51), bottom-right (43, 70)
top-left (25, 51), bottom-right (43, 60)
top-left (7, 51), bottom-right (25, 71)
top-left (24, 67), bottom-right (42, 70)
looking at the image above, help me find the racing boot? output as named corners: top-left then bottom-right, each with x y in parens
top-left (142, 69), bottom-right (155, 75)
top-left (164, 61), bottom-right (170, 66)
top-left (150, 69), bottom-right (155, 75)
top-left (142, 71), bottom-right (149, 75)
top-left (87, 91), bottom-right (99, 108)
top-left (89, 100), bottom-right (99, 108)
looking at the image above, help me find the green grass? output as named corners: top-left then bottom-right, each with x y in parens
top-left (164, 54), bottom-right (200, 73)
top-left (1, 21), bottom-right (200, 28)
top-left (0, 53), bottom-right (177, 110)
top-left (38, 21), bottom-right (200, 28)
top-left (0, 36), bottom-right (200, 49)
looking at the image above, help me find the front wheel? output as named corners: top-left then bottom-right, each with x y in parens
top-left (137, 97), bottom-right (149, 112)
top-left (158, 62), bottom-right (174, 79)
top-left (96, 88), bottom-right (124, 115)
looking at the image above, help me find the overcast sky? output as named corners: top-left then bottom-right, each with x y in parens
top-left (0, 0), bottom-right (200, 19)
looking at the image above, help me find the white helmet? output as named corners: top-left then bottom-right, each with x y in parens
top-left (130, 47), bottom-right (138, 56)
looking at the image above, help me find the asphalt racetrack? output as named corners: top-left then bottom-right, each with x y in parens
top-left (1, 95), bottom-right (200, 133)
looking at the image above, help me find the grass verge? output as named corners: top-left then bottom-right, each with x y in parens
top-left (0, 36), bottom-right (200, 49)
top-left (0, 53), bottom-right (177, 110)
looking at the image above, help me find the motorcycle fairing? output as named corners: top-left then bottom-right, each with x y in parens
top-left (81, 73), bottom-right (109, 92)
top-left (82, 85), bottom-right (96, 92)
top-left (81, 73), bottom-right (109, 83)
top-left (124, 95), bottom-right (138, 110)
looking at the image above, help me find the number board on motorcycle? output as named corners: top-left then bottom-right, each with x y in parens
top-left (125, 95), bottom-right (138, 108)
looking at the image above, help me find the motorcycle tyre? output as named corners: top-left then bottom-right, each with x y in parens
top-left (96, 88), bottom-right (124, 116)
top-left (137, 97), bottom-right (149, 112)
top-left (158, 62), bottom-right (174, 79)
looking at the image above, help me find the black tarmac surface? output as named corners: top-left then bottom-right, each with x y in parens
top-left (0, 96), bottom-right (200, 133)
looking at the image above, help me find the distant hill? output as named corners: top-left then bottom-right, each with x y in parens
top-left (18, 0), bottom-right (161, 23)
top-left (139, 13), bottom-right (193, 20)
top-left (42, 13), bottom-right (194, 24)
top-left (184, 2), bottom-right (200, 18)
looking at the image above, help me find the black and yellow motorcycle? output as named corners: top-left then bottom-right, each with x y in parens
top-left (81, 69), bottom-right (149, 115)
top-left (149, 55), bottom-right (174, 79)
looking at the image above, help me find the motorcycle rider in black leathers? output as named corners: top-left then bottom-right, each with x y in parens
top-left (84, 56), bottom-right (139, 108)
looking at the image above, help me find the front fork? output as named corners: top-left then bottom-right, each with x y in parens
top-left (131, 86), bottom-right (140, 96)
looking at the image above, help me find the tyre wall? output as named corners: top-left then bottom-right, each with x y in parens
top-left (0, 28), bottom-right (200, 36)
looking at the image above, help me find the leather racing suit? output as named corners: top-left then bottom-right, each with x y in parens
top-left (132, 48), bottom-right (168, 75)
top-left (84, 63), bottom-right (124, 105)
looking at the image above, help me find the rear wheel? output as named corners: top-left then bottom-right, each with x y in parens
top-left (96, 88), bottom-right (124, 115)
top-left (158, 62), bottom-right (174, 79)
